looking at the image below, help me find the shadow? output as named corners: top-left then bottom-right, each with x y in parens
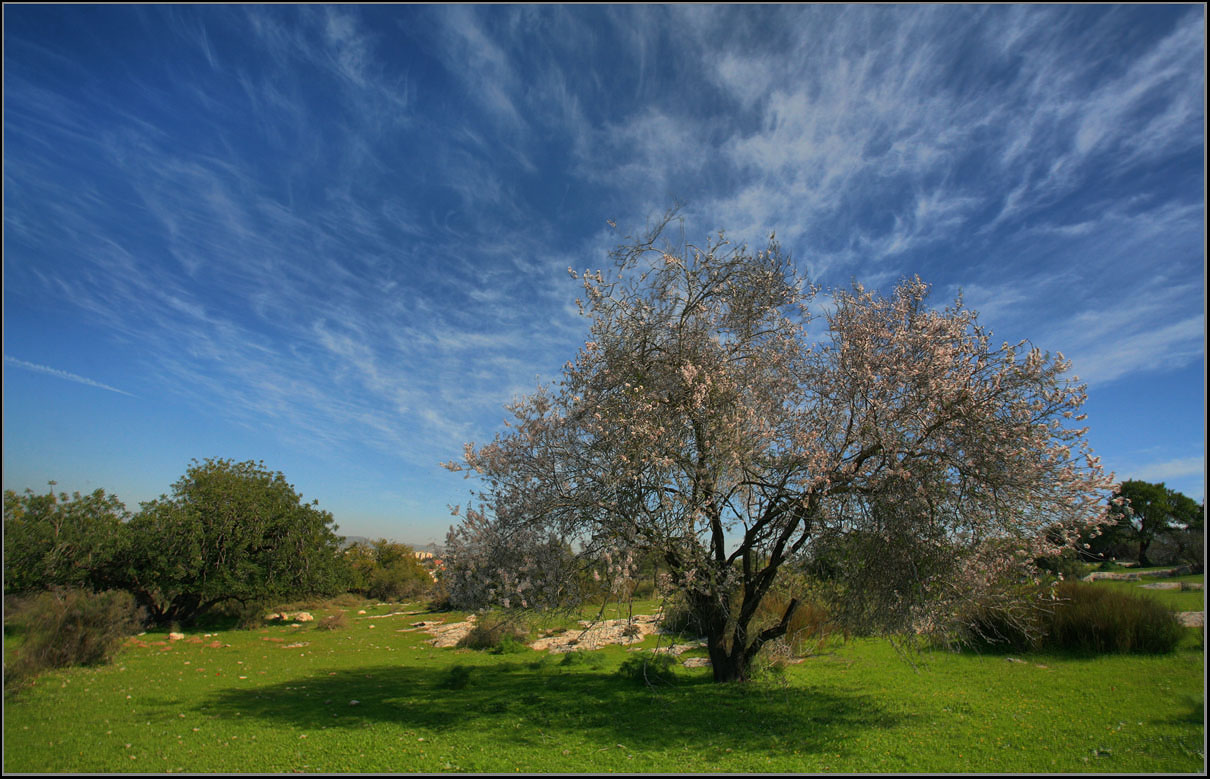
top-left (199, 659), bottom-right (903, 754)
top-left (1166, 694), bottom-right (1204, 725)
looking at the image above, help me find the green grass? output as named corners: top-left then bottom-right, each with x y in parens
top-left (1090, 574), bottom-right (1205, 613)
top-left (3, 598), bottom-right (1204, 773)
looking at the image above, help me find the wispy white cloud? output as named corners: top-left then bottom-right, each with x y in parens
top-left (4, 357), bottom-right (136, 397)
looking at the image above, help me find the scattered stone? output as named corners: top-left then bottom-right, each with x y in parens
top-left (168, 632), bottom-right (185, 641)
top-left (1177, 612), bottom-right (1204, 628)
top-left (294, 612), bottom-right (314, 622)
top-left (1005, 657), bottom-right (1026, 663)
top-left (530, 615), bottom-right (662, 653)
top-left (682, 657), bottom-right (711, 668)
top-left (424, 615), bottom-right (478, 648)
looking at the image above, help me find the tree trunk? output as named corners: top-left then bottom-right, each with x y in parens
top-left (1138, 539), bottom-right (1152, 567)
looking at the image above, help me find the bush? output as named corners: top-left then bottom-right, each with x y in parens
top-left (5, 588), bottom-right (144, 695)
top-left (456, 612), bottom-right (530, 651)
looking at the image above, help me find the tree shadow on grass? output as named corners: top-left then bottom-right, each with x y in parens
top-left (199, 659), bottom-right (904, 755)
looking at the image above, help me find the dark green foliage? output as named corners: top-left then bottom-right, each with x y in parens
top-left (121, 458), bottom-right (351, 625)
top-left (617, 652), bottom-right (678, 687)
top-left (3, 485), bottom-right (129, 594)
top-left (959, 580), bottom-right (1185, 655)
top-left (5, 587), bottom-right (144, 694)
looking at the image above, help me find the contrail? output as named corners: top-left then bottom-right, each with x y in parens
top-left (4, 356), bottom-right (137, 397)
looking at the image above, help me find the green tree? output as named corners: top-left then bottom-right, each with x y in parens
top-left (346, 539), bottom-right (433, 601)
top-left (1102, 480), bottom-right (1201, 567)
top-left (3, 484), bottom-right (128, 594)
top-left (121, 459), bottom-right (350, 624)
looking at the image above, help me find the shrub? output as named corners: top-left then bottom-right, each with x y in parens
top-left (5, 588), bottom-right (143, 694)
top-left (456, 612), bottom-right (530, 651)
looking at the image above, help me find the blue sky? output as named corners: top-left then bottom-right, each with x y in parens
top-left (3, 4), bottom-right (1204, 545)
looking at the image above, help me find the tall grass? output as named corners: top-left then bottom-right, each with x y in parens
top-left (962, 580), bottom-right (1185, 655)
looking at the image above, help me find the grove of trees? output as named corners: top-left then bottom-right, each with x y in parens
top-left (4, 458), bottom-right (435, 627)
top-left (443, 215), bottom-right (1120, 682)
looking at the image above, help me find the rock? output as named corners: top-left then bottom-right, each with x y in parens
top-left (682, 657), bottom-right (711, 668)
top-left (294, 612), bottom-right (314, 622)
top-left (1177, 612), bottom-right (1204, 627)
top-left (168, 632), bottom-right (185, 641)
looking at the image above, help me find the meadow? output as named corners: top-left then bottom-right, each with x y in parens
top-left (3, 580), bottom-right (1204, 774)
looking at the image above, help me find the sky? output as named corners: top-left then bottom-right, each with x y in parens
top-left (3, 4), bottom-right (1205, 546)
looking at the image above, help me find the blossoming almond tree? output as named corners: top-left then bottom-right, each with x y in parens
top-left (444, 214), bottom-right (1116, 682)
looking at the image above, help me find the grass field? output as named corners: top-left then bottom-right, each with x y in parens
top-left (1089, 570), bottom-right (1206, 613)
top-left (3, 589), bottom-right (1205, 774)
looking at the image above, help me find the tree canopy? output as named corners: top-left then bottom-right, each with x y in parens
top-left (1095, 480), bottom-right (1204, 566)
top-left (444, 214), bottom-right (1116, 681)
top-left (3, 485), bottom-right (129, 594)
top-left (122, 458), bottom-right (350, 624)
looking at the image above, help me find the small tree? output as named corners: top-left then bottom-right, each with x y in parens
top-left (3, 485), bottom-right (128, 594)
top-left (121, 458), bottom-right (350, 624)
top-left (444, 214), bottom-right (1115, 682)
